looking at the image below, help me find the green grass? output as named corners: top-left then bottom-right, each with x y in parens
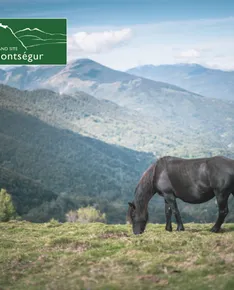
top-left (1, 222), bottom-right (234, 290)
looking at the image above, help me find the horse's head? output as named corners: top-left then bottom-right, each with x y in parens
top-left (128, 202), bottom-right (148, 235)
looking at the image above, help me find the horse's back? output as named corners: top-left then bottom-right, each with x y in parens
top-left (155, 155), bottom-right (234, 203)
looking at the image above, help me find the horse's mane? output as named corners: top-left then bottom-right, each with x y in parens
top-left (134, 162), bottom-right (156, 212)
top-left (135, 163), bottom-right (156, 192)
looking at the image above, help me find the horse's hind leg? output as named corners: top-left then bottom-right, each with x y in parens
top-left (164, 193), bottom-right (184, 231)
top-left (165, 201), bottom-right (172, 231)
top-left (211, 191), bottom-right (230, 233)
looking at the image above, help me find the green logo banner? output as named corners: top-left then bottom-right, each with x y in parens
top-left (0, 18), bottom-right (67, 65)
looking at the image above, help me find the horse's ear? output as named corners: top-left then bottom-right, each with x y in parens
top-left (128, 202), bottom-right (136, 209)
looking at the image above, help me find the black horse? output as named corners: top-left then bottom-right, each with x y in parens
top-left (128, 156), bottom-right (234, 235)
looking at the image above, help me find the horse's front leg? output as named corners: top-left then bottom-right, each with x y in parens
top-left (164, 193), bottom-right (184, 231)
top-left (165, 201), bottom-right (172, 231)
top-left (211, 191), bottom-right (230, 233)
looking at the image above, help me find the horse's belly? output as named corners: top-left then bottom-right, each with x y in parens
top-left (175, 188), bottom-right (215, 204)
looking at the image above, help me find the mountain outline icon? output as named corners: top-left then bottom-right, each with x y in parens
top-left (0, 22), bottom-right (66, 51)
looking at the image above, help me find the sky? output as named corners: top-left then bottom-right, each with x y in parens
top-left (0, 0), bottom-right (234, 70)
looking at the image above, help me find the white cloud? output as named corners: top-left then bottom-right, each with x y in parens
top-left (68, 28), bottom-right (132, 53)
top-left (179, 49), bottom-right (201, 58)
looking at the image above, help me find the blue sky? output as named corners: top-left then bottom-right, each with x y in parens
top-left (1, 0), bottom-right (234, 70)
top-left (1, 0), bottom-right (234, 25)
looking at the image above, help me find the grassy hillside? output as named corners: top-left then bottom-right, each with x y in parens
top-left (1, 221), bottom-right (234, 290)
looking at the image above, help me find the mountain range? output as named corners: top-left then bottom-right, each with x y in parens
top-left (0, 59), bottom-right (234, 223)
top-left (127, 63), bottom-right (234, 101)
top-left (0, 59), bottom-right (233, 157)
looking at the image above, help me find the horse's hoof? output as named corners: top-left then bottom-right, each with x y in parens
top-left (210, 227), bottom-right (220, 233)
top-left (176, 226), bottom-right (185, 231)
top-left (166, 226), bottom-right (172, 232)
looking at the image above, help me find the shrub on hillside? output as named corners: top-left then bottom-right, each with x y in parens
top-left (0, 188), bottom-right (16, 222)
top-left (66, 206), bottom-right (106, 223)
top-left (65, 210), bottom-right (78, 223)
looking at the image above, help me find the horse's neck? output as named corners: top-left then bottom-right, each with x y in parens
top-left (134, 163), bottom-right (156, 215)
